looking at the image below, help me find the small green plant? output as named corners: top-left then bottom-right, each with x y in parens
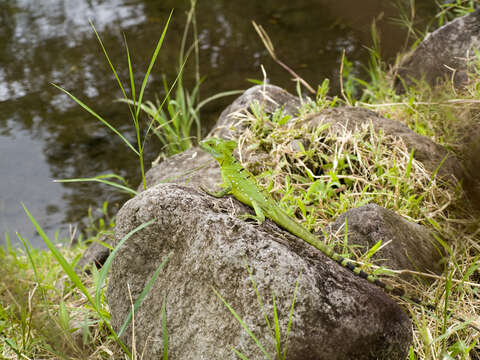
top-left (391, 0), bottom-right (428, 51)
top-left (126, 0), bottom-right (242, 156)
top-left (53, 12), bottom-right (173, 192)
top-left (84, 200), bottom-right (116, 238)
top-left (129, 76), bottom-right (241, 157)
top-left (57, 0), bottom-right (241, 196)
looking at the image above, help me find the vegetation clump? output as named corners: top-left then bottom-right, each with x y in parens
top-left (233, 85), bottom-right (479, 357)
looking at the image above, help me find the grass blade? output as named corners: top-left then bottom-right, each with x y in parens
top-left (232, 348), bottom-right (250, 359)
top-left (54, 176), bottom-right (138, 196)
top-left (4, 338), bottom-right (22, 358)
top-left (365, 240), bottom-right (383, 261)
top-left (212, 286), bottom-right (272, 360)
top-left (4, 229), bottom-right (14, 256)
top-left (405, 148), bottom-right (414, 180)
top-left (124, 33), bottom-right (137, 113)
top-left (94, 219), bottom-right (156, 314)
top-left (16, 234), bottom-right (40, 285)
top-left (195, 90), bottom-right (244, 111)
top-left (136, 10), bottom-right (173, 120)
top-left (22, 204), bottom-right (94, 306)
top-left (244, 260), bottom-right (271, 331)
top-left (121, 34), bottom-right (139, 150)
top-left (90, 21), bottom-right (129, 102)
top-left (51, 83), bottom-right (139, 156)
top-left (117, 251), bottom-right (172, 337)
top-left (282, 272), bottom-right (301, 360)
top-left (58, 301), bottom-right (70, 331)
top-left (272, 293), bottom-right (281, 358)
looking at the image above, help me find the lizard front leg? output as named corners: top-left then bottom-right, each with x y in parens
top-left (239, 200), bottom-right (266, 224)
top-left (202, 185), bottom-right (232, 198)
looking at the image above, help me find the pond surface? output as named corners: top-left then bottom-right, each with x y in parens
top-left (0, 0), bottom-right (438, 247)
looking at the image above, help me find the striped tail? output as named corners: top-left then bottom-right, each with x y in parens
top-left (329, 252), bottom-right (427, 306)
top-left (328, 251), bottom-right (480, 332)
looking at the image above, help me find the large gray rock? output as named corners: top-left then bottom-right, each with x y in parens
top-left (328, 204), bottom-right (445, 276)
top-left (107, 184), bottom-right (412, 360)
top-left (394, 10), bottom-right (480, 92)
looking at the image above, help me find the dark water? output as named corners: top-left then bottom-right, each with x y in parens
top-left (0, 0), bottom-right (438, 247)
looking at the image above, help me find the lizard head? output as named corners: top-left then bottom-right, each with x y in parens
top-left (200, 137), bottom-right (237, 160)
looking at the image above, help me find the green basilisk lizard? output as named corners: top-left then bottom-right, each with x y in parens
top-left (200, 137), bottom-right (479, 331)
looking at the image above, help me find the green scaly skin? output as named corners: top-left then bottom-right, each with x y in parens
top-left (200, 137), bottom-right (480, 332)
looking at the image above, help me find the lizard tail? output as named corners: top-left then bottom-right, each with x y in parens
top-left (331, 253), bottom-right (480, 332)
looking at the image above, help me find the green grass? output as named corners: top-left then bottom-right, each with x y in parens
top-left (1, 205), bottom-right (170, 359)
top-left (436, 0), bottom-right (478, 25)
top-left (1, 232), bottom-right (108, 358)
